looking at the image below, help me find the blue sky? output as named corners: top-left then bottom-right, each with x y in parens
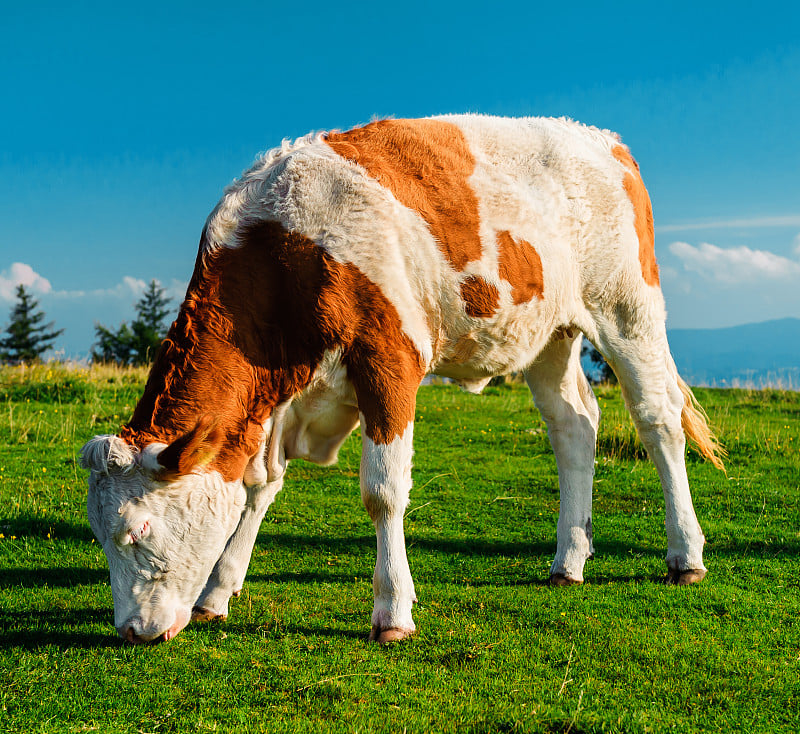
top-left (2, 0), bottom-right (799, 357)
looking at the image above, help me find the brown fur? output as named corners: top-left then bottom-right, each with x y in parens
top-left (325, 119), bottom-right (482, 271)
top-left (611, 145), bottom-right (660, 287)
top-left (157, 415), bottom-right (224, 480)
top-left (122, 221), bottom-right (425, 478)
top-left (496, 230), bottom-right (544, 303)
top-left (460, 275), bottom-right (500, 317)
top-left (677, 375), bottom-right (727, 472)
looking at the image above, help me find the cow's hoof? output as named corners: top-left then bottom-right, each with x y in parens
top-left (368, 626), bottom-right (415, 644)
top-left (191, 606), bottom-right (227, 623)
top-left (664, 568), bottom-right (707, 586)
top-left (549, 573), bottom-right (582, 587)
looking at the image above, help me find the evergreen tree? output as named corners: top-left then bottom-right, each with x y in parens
top-left (131, 280), bottom-right (173, 363)
top-left (92, 322), bottom-right (136, 365)
top-left (92, 280), bottom-right (173, 365)
top-left (0, 285), bottom-right (64, 363)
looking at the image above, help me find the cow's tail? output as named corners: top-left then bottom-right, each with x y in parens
top-left (667, 353), bottom-right (726, 472)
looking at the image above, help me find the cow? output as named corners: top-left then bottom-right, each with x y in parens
top-left (81, 115), bottom-right (724, 645)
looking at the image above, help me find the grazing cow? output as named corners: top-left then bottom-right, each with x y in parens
top-left (81, 115), bottom-right (724, 645)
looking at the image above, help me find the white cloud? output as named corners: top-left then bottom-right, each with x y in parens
top-left (669, 241), bottom-right (800, 284)
top-left (0, 262), bottom-right (53, 300)
top-left (50, 276), bottom-right (187, 303)
top-left (657, 215), bottom-right (800, 234)
top-left (51, 275), bottom-right (147, 301)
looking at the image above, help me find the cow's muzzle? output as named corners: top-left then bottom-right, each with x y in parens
top-left (116, 609), bottom-right (189, 644)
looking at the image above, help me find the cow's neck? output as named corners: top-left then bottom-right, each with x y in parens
top-left (120, 307), bottom-right (257, 481)
top-left (120, 232), bottom-right (326, 482)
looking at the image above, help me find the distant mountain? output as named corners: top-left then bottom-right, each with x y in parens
top-left (667, 317), bottom-right (800, 389)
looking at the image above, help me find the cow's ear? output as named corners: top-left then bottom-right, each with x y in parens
top-left (80, 435), bottom-right (137, 475)
top-left (156, 416), bottom-right (223, 478)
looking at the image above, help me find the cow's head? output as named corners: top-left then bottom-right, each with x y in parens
top-left (80, 421), bottom-right (249, 644)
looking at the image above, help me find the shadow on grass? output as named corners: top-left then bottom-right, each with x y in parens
top-left (0, 608), bottom-right (119, 650)
top-left (262, 532), bottom-right (557, 558)
top-left (261, 531), bottom-right (800, 559)
top-left (0, 567), bottom-right (107, 589)
top-left (0, 516), bottom-right (95, 543)
top-left (214, 618), bottom-right (369, 642)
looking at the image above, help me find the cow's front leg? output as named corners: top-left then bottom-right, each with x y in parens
top-left (360, 422), bottom-right (417, 643)
top-left (524, 334), bottom-right (600, 584)
top-left (192, 477), bottom-right (284, 621)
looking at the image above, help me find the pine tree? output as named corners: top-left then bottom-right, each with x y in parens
top-left (92, 322), bottom-right (136, 365)
top-left (92, 280), bottom-right (174, 365)
top-left (0, 285), bottom-right (64, 363)
top-left (131, 280), bottom-right (173, 364)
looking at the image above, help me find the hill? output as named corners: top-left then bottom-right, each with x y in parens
top-left (668, 317), bottom-right (800, 388)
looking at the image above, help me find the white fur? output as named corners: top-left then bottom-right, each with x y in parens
top-left (525, 334), bottom-right (600, 581)
top-left (80, 435), bottom-right (137, 475)
top-left (360, 422), bottom-right (417, 634)
top-left (194, 474), bottom-right (285, 618)
top-left (86, 462), bottom-right (247, 640)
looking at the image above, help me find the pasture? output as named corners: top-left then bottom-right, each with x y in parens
top-left (0, 363), bottom-right (798, 733)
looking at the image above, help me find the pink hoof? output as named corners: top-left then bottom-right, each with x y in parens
top-left (549, 573), bottom-right (582, 587)
top-left (191, 606), bottom-right (227, 623)
top-left (368, 626), bottom-right (415, 644)
top-left (665, 568), bottom-right (707, 586)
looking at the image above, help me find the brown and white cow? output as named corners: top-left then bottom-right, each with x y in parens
top-left (81, 115), bottom-right (724, 644)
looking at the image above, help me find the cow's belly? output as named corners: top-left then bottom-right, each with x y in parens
top-left (430, 306), bottom-right (558, 380)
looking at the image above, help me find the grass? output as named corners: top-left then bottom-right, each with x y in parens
top-left (0, 364), bottom-right (799, 733)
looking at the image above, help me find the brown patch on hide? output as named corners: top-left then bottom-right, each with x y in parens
top-left (122, 222), bottom-right (425, 477)
top-left (460, 275), bottom-right (499, 318)
top-left (325, 119), bottom-right (483, 271)
top-left (331, 263), bottom-right (426, 446)
top-left (612, 145), bottom-right (659, 287)
top-left (496, 230), bottom-right (544, 303)
top-left (157, 416), bottom-right (224, 480)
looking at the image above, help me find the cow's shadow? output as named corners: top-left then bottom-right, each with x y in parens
top-left (2, 518), bottom-right (797, 649)
top-left (0, 516), bottom-right (95, 543)
top-left (0, 566), bottom-right (107, 588)
top-left (0, 608), bottom-right (121, 650)
top-left (247, 533), bottom-right (673, 587)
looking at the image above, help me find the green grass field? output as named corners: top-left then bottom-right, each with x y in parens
top-left (1, 363), bottom-right (798, 733)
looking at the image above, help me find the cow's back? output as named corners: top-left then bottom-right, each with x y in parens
top-left (203, 115), bottom-right (658, 381)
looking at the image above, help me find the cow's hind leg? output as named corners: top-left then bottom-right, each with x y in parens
top-left (524, 333), bottom-right (600, 584)
top-left (594, 326), bottom-right (707, 583)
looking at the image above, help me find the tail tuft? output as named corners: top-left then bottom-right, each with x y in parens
top-left (676, 375), bottom-right (727, 472)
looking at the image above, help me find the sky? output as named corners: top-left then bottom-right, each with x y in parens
top-left (1, 0), bottom-right (799, 357)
